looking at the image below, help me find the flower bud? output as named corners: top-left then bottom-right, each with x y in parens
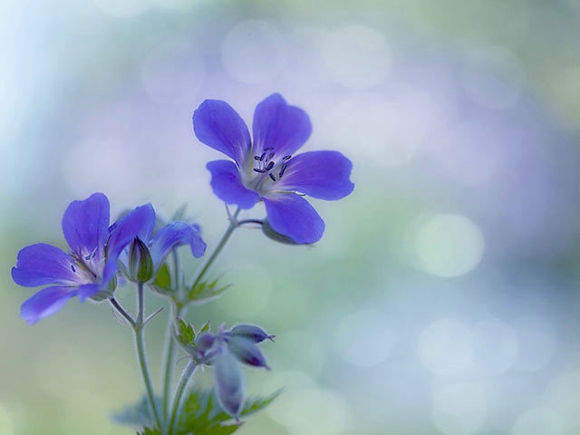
top-left (214, 350), bottom-right (245, 421)
top-left (227, 336), bottom-right (270, 370)
top-left (228, 324), bottom-right (275, 343)
top-left (128, 237), bottom-right (153, 283)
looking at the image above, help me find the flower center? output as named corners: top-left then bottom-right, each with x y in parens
top-left (252, 147), bottom-right (291, 183)
top-left (70, 247), bottom-right (101, 283)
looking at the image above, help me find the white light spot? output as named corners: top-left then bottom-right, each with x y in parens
top-left (222, 20), bottom-right (287, 84)
top-left (334, 310), bottom-right (397, 368)
top-left (512, 407), bottom-right (564, 435)
top-left (413, 214), bottom-right (485, 278)
top-left (471, 319), bottom-right (518, 376)
top-left (321, 25), bottom-right (390, 89)
top-left (268, 387), bottom-right (351, 435)
top-left (418, 318), bottom-right (474, 377)
top-left (431, 381), bottom-right (487, 435)
top-left (511, 315), bottom-right (556, 372)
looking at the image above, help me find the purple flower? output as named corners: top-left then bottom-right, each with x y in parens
top-left (12, 193), bottom-right (153, 324)
top-left (193, 93), bottom-right (354, 244)
top-left (120, 215), bottom-right (207, 283)
top-left (189, 324), bottom-right (272, 420)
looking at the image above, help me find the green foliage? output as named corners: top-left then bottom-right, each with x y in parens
top-left (152, 262), bottom-right (173, 295)
top-left (137, 428), bottom-right (162, 435)
top-left (188, 279), bottom-right (231, 305)
top-left (199, 320), bottom-right (210, 334)
top-left (176, 388), bottom-right (281, 435)
top-left (175, 318), bottom-right (196, 347)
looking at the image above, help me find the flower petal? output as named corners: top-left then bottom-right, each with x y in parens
top-left (20, 286), bottom-right (78, 325)
top-left (263, 194), bottom-right (325, 244)
top-left (207, 160), bottom-right (260, 209)
top-left (62, 192), bottom-right (110, 258)
top-left (104, 203), bottom-right (156, 283)
top-left (12, 243), bottom-right (78, 287)
top-left (276, 151), bottom-right (355, 200)
top-left (214, 349), bottom-right (245, 421)
top-left (227, 336), bottom-right (270, 369)
top-left (252, 93), bottom-right (312, 158)
top-left (77, 283), bottom-right (101, 302)
top-left (150, 222), bottom-right (207, 269)
top-left (193, 99), bottom-right (251, 166)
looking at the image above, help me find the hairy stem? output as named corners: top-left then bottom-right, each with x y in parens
top-left (167, 360), bottom-right (198, 435)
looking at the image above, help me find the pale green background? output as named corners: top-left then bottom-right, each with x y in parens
top-left (1, 1), bottom-right (580, 434)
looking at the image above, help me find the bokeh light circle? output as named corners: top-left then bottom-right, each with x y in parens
top-left (414, 214), bottom-right (485, 277)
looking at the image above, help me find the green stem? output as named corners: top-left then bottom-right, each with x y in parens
top-left (191, 207), bottom-right (241, 291)
top-left (161, 301), bottom-right (184, 420)
top-left (167, 360), bottom-right (198, 435)
top-left (135, 282), bottom-right (163, 430)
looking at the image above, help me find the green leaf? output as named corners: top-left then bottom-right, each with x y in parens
top-left (188, 279), bottom-right (231, 305)
top-left (199, 320), bottom-right (210, 334)
top-left (152, 262), bottom-right (172, 295)
top-left (176, 388), bottom-right (281, 435)
top-left (175, 318), bottom-right (196, 347)
top-left (137, 428), bottom-right (162, 435)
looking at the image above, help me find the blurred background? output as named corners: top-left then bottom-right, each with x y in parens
top-left (1, 0), bottom-right (580, 434)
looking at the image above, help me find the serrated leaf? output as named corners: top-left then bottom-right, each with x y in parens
top-left (111, 395), bottom-right (160, 429)
top-left (188, 278), bottom-right (231, 305)
top-left (176, 318), bottom-right (196, 347)
top-left (176, 388), bottom-right (281, 435)
top-left (152, 262), bottom-right (172, 295)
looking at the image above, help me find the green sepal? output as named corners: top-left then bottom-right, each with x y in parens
top-left (176, 388), bottom-right (281, 435)
top-left (199, 320), bottom-right (210, 334)
top-left (88, 275), bottom-right (116, 302)
top-left (175, 317), bottom-right (196, 347)
top-left (189, 278), bottom-right (231, 305)
top-left (151, 262), bottom-right (173, 295)
top-left (128, 237), bottom-right (154, 283)
top-left (261, 219), bottom-right (300, 245)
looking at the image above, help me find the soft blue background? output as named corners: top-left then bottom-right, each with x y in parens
top-left (1, 1), bottom-right (580, 434)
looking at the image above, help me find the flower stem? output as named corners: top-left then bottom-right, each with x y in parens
top-left (167, 360), bottom-right (198, 435)
top-left (161, 301), bottom-right (184, 420)
top-left (191, 207), bottom-right (241, 291)
top-left (135, 282), bottom-right (163, 430)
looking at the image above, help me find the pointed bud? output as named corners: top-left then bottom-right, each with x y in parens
top-left (191, 332), bottom-right (219, 363)
top-left (227, 336), bottom-right (270, 370)
top-left (128, 237), bottom-right (153, 283)
top-left (261, 219), bottom-right (300, 245)
top-left (214, 349), bottom-right (245, 421)
top-left (229, 324), bottom-right (275, 343)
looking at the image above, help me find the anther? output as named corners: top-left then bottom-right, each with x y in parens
top-left (282, 155), bottom-right (291, 161)
top-left (269, 173), bottom-right (276, 182)
top-left (253, 168), bottom-right (267, 173)
top-left (268, 152), bottom-right (275, 161)
top-left (279, 164), bottom-right (287, 178)
top-left (71, 264), bottom-right (76, 273)
top-left (265, 161), bottom-right (275, 171)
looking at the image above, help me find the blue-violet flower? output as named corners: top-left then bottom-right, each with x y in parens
top-left (193, 93), bottom-right (354, 244)
top-left (12, 193), bottom-right (153, 324)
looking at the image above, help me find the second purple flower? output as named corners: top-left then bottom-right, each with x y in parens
top-left (193, 93), bottom-right (354, 244)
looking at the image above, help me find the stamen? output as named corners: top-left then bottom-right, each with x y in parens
top-left (71, 264), bottom-right (76, 273)
top-left (253, 155), bottom-right (260, 161)
top-left (268, 152), bottom-right (275, 161)
top-left (259, 152), bottom-right (266, 161)
top-left (279, 164), bottom-right (287, 178)
top-left (253, 168), bottom-right (267, 173)
top-left (265, 161), bottom-right (275, 171)
top-left (269, 173), bottom-right (276, 182)
top-left (282, 155), bottom-right (291, 161)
